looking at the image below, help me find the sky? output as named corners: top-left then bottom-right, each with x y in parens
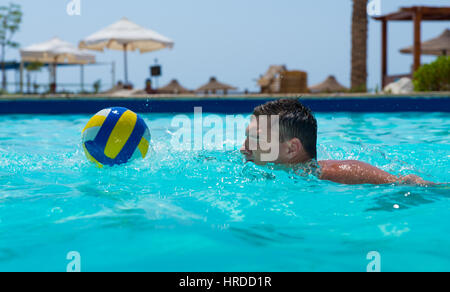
top-left (2, 0), bottom-right (450, 93)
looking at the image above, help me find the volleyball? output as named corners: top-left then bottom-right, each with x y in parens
top-left (82, 107), bottom-right (150, 167)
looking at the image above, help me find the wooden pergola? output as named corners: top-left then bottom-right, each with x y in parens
top-left (373, 6), bottom-right (450, 87)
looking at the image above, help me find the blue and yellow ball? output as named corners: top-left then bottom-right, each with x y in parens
top-left (82, 107), bottom-right (150, 167)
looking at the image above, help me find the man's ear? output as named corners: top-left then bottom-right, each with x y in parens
top-left (287, 138), bottom-right (303, 157)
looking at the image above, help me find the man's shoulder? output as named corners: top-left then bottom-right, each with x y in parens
top-left (318, 160), bottom-right (357, 169)
top-left (317, 160), bottom-right (347, 180)
top-left (317, 160), bottom-right (398, 185)
top-left (318, 160), bottom-right (377, 174)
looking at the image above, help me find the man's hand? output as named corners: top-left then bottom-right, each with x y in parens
top-left (398, 174), bottom-right (436, 186)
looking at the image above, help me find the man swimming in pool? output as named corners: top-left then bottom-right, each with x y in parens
top-left (240, 99), bottom-right (434, 185)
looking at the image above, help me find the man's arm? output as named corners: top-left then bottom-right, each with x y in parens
top-left (318, 160), bottom-right (434, 186)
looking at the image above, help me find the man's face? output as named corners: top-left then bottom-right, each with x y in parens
top-left (240, 117), bottom-right (290, 165)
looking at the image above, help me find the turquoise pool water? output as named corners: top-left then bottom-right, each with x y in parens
top-left (0, 112), bottom-right (449, 272)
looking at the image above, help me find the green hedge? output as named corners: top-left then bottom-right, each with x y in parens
top-left (413, 56), bottom-right (450, 92)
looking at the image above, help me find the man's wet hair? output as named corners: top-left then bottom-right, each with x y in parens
top-left (253, 99), bottom-right (318, 160)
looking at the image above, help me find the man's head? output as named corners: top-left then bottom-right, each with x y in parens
top-left (240, 99), bottom-right (318, 165)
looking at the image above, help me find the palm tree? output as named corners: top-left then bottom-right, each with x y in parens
top-left (351, 0), bottom-right (368, 92)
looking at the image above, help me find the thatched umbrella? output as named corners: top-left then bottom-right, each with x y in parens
top-left (309, 75), bottom-right (348, 93)
top-left (158, 79), bottom-right (190, 94)
top-left (400, 29), bottom-right (450, 56)
top-left (196, 77), bottom-right (237, 95)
